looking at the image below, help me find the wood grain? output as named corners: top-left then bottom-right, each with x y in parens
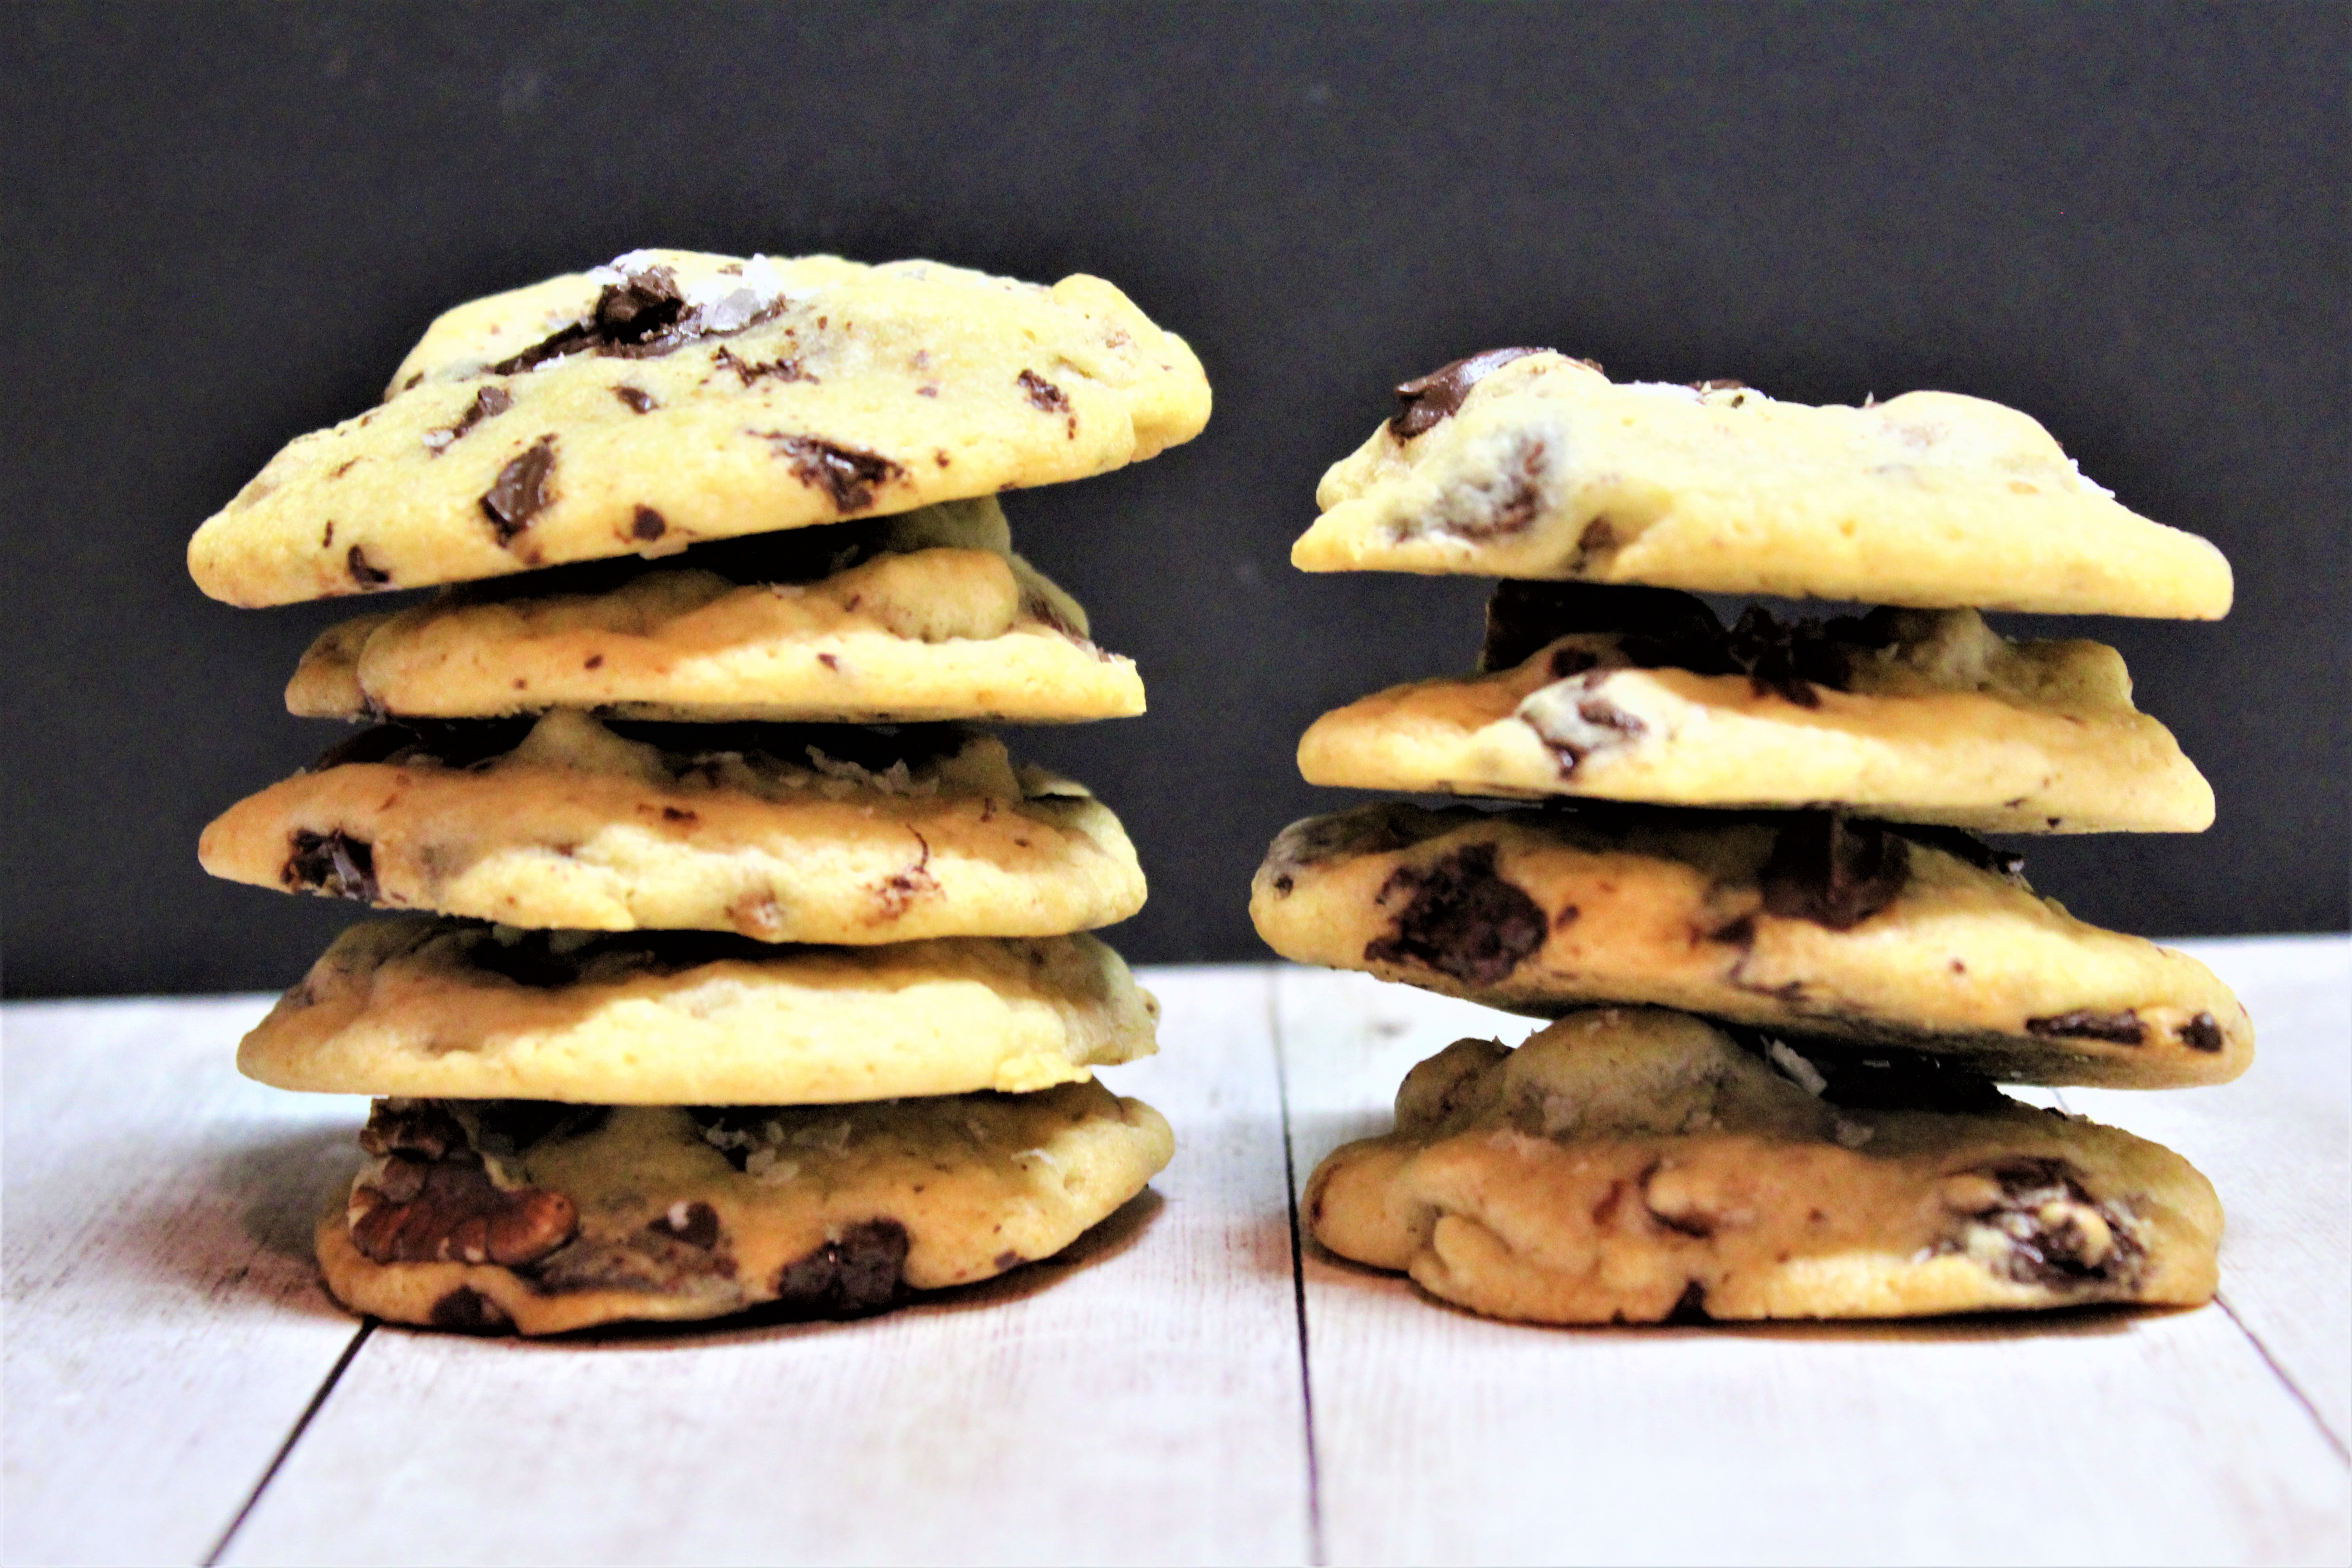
top-left (2, 995), bottom-right (370, 1567)
top-left (221, 965), bottom-right (1311, 1567)
top-left (1275, 965), bottom-right (2352, 1566)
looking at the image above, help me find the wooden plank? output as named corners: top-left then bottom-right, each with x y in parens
top-left (2, 995), bottom-right (372, 1568)
top-left (223, 965), bottom-right (1311, 1567)
top-left (1277, 964), bottom-right (2352, 1567)
top-left (2058, 935), bottom-right (2352, 1451)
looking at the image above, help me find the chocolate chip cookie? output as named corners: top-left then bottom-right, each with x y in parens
top-left (1253, 801), bottom-right (2250, 1088)
top-left (189, 250), bottom-right (1211, 607)
top-left (1297, 599), bottom-right (2211, 833)
top-left (201, 711), bottom-right (1145, 944)
top-left (318, 1084), bottom-right (1172, 1335)
top-left (1295, 349), bottom-right (2231, 617)
top-left (283, 499), bottom-right (1144, 724)
top-left (239, 917), bottom-right (1160, 1104)
top-left (1307, 1008), bottom-right (2222, 1323)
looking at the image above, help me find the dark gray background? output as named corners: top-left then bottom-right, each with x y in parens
top-left (5, 3), bottom-right (2346, 996)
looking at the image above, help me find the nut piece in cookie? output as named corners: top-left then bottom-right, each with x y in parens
top-left (1305, 1008), bottom-right (2222, 1323)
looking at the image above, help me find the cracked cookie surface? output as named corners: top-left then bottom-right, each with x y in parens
top-left (1307, 1008), bottom-right (2221, 1323)
top-left (201, 711), bottom-right (1144, 943)
top-left (189, 250), bottom-right (1210, 607)
top-left (239, 916), bottom-right (1159, 1103)
top-left (284, 499), bottom-right (1144, 724)
top-left (318, 1085), bottom-right (1172, 1335)
top-left (1296, 603), bottom-right (2211, 833)
top-left (1253, 801), bottom-right (2250, 1088)
top-left (1295, 349), bottom-right (2230, 618)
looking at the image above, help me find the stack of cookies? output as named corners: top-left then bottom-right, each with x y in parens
top-left (191, 250), bottom-right (1210, 1335)
top-left (1253, 349), bottom-right (2250, 1323)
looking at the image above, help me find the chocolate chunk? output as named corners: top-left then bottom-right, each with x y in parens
top-left (613, 384), bottom-right (658, 412)
top-left (1949, 1157), bottom-right (2142, 1289)
top-left (647, 1200), bottom-right (722, 1250)
top-left (1759, 813), bottom-right (1910, 930)
top-left (480, 436), bottom-right (557, 544)
top-left (631, 505), bottom-right (666, 541)
top-left (774, 1219), bottom-right (909, 1315)
top-left (424, 384), bottom-right (513, 454)
top-left (469, 1102), bottom-right (610, 1156)
top-left (1522, 682), bottom-right (1647, 775)
top-left (1389, 347), bottom-right (1548, 438)
top-left (757, 433), bottom-right (904, 512)
top-left (427, 1286), bottom-right (513, 1333)
top-left (345, 544), bottom-right (392, 588)
top-left (1017, 369), bottom-right (1070, 412)
top-left (1364, 843), bottom-right (1549, 985)
top-left (283, 828), bottom-right (379, 902)
top-left (2177, 1013), bottom-right (2226, 1053)
top-left (1480, 581), bottom-right (1726, 672)
top-left (352, 1157), bottom-right (577, 1268)
top-left (715, 346), bottom-right (814, 386)
top-left (2026, 1009), bottom-right (2146, 1045)
top-left (491, 265), bottom-right (689, 372)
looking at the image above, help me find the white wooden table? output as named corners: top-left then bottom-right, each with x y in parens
top-left (6, 938), bottom-right (2347, 1567)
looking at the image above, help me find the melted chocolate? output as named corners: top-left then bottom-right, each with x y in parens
top-left (2025, 1010), bottom-right (2146, 1046)
top-left (283, 828), bottom-right (379, 902)
top-left (2177, 1013), bottom-right (2225, 1053)
top-left (490, 265), bottom-right (691, 373)
top-left (758, 433), bottom-right (904, 512)
top-left (774, 1219), bottom-right (909, 1314)
top-left (1957, 1157), bottom-right (2143, 1289)
top-left (1389, 347), bottom-right (1548, 438)
top-left (1759, 813), bottom-right (1910, 930)
top-left (1363, 843), bottom-right (1549, 985)
top-left (480, 436), bottom-right (557, 544)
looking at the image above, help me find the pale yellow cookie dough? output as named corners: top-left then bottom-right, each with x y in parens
top-left (1308, 1009), bottom-right (2222, 1323)
top-left (317, 1085), bottom-right (1173, 1335)
top-left (201, 711), bottom-right (1145, 942)
top-left (1297, 608), bottom-right (2213, 833)
top-left (239, 917), bottom-right (1160, 1103)
top-left (284, 500), bottom-right (1142, 724)
top-left (1297, 349), bottom-right (2232, 617)
top-left (189, 250), bottom-right (1211, 607)
top-left (1253, 802), bottom-right (2251, 1088)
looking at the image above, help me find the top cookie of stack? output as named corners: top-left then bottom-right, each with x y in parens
top-left (1255, 348), bottom-right (2247, 1326)
top-left (193, 250), bottom-right (1208, 1336)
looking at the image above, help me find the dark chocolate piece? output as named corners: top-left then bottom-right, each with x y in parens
top-left (2025, 1010), bottom-right (2146, 1046)
top-left (614, 385), bottom-right (658, 413)
top-left (1017, 369), bottom-right (1070, 412)
top-left (1949, 1157), bottom-right (2143, 1289)
top-left (345, 544), bottom-right (392, 588)
top-left (283, 828), bottom-right (379, 902)
top-left (2177, 1012), bottom-right (2225, 1053)
top-left (757, 433), bottom-right (904, 512)
top-left (1389, 347), bottom-right (1548, 439)
top-left (427, 1287), bottom-right (514, 1333)
top-left (480, 436), bottom-right (557, 544)
top-left (1759, 813), bottom-right (1910, 931)
top-left (715, 347), bottom-right (814, 386)
top-left (425, 384), bottom-right (513, 453)
top-left (774, 1219), bottom-right (909, 1315)
top-left (490, 265), bottom-right (688, 373)
top-left (1364, 843), bottom-right (1549, 985)
top-left (631, 505), bottom-right (666, 541)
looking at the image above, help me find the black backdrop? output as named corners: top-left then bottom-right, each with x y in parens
top-left (5, 3), bottom-right (2346, 997)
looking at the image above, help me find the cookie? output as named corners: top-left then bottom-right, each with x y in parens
top-left (1253, 801), bottom-right (2251, 1088)
top-left (1295, 349), bottom-right (2232, 618)
top-left (188, 250), bottom-right (1212, 607)
top-left (238, 917), bottom-right (1160, 1104)
top-left (1296, 601), bottom-right (2212, 833)
top-left (201, 711), bottom-right (1144, 943)
top-left (284, 500), bottom-right (1143, 724)
top-left (1307, 1008), bottom-right (2222, 1323)
top-left (316, 1084), bottom-right (1173, 1334)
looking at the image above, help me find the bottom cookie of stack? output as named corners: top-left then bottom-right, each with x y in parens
top-left (1308, 1007), bottom-right (2220, 1324)
top-left (244, 916), bottom-right (1172, 1335)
